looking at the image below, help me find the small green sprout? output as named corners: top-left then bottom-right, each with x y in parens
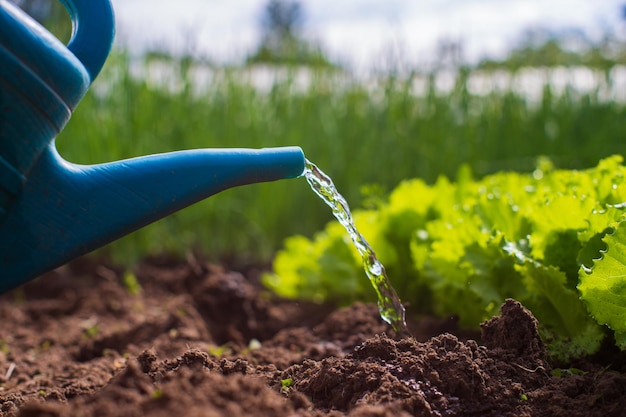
top-left (0, 340), bottom-right (10, 355)
top-left (82, 324), bottom-right (100, 339)
top-left (122, 271), bottom-right (142, 296)
top-left (280, 378), bottom-right (293, 394)
top-left (208, 344), bottom-right (230, 357)
top-left (551, 368), bottom-right (587, 378)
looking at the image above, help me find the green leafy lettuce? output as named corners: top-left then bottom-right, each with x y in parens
top-left (579, 218), bottom-right (626, 350)
top-left (264, 155), bottom-right (626, 361)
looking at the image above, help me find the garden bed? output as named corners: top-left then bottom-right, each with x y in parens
top-left (0, 256), bottom-right (624, 416)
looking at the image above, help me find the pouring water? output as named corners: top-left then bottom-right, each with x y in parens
top-left (303, 159), bottom-right (409, 336)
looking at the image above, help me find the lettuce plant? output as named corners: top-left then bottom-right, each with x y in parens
top-left (264, 155), bottom-right (626, 361)
top-left (579, 218), bottom-right (626, 350)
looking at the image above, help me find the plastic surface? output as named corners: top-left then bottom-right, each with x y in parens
top-left (0, 145), bottom-right (305, 292)
top-left (0, 0), bottom-right (114, 218)
top-left (0, 0), bottom-right (306, 291)
top-left (61, 0), bottom-right (115, 80)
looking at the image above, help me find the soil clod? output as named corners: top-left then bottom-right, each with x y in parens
top-left (0, 257), bottom-right (624, 416)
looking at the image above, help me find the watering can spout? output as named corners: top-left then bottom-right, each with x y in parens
top-left (1, 0), bottom-right (306, 291)
top-left (0, 145), bottom-right (305, 292)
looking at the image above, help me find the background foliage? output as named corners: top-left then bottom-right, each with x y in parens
top-left (13, 0), bottom-right (626, 268)
top-left (55, 44), bottom-right (626, 265)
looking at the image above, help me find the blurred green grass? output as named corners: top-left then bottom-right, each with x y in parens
top-left (56, 51), bottom-right (626, 266)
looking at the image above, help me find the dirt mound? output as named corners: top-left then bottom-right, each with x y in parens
top-left (0, 257), bottom-right (624, 416)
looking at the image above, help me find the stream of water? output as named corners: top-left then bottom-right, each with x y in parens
top-left (303, 159), bottom-right (409, 335)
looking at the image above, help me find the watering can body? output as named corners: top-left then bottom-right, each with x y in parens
top-left (0, 0), bottom-right (305, 292)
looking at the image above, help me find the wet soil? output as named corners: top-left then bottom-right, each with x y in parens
top-left (0, 256), bottom-right (625, 416)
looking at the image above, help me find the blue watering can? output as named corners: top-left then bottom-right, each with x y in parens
top-left (0, 0), bottom-right (305, 292)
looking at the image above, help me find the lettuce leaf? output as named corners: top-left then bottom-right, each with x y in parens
top-left (267, 155), bottom-right (626, 360)
top-left (579, 219), bottom-right (626, 349)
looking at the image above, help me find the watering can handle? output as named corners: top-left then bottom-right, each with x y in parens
top-left (59, 0), bottom-right (115, 81)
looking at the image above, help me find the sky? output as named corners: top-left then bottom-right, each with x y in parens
top-left (109, 0), bottom-right (625, 70)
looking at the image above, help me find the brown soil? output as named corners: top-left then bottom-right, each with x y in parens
top-left (0, 256), bottom-right (625, 417)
